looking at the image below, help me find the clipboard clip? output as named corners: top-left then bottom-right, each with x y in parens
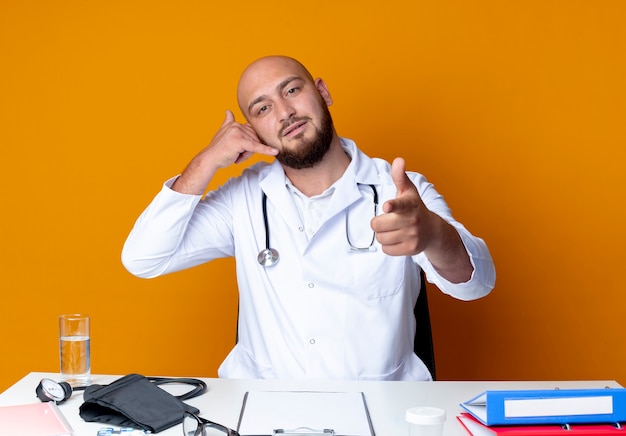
top-left (273, 428), bottom-right (335, 435)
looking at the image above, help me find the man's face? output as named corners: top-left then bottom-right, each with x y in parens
top-left (237, 57), bottom-right (335, 169)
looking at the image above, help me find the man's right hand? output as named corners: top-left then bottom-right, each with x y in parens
top-left (172, 110), bottom-right (278, 195)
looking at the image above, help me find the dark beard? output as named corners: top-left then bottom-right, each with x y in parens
top-left (275, 104), bottom-right (334, 170)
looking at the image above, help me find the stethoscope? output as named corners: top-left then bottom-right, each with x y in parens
top-left (257, 184), bottom-right (379, 267)
top-left (257, 191), bottom-right (280, 266)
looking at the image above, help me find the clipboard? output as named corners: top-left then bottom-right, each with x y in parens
top-left (236, 391), bottom-right (375, 436)
top-left (273, 430), bottom-right (335, 435)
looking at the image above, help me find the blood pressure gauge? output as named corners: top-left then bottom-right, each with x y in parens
top-left (35, 378), bottom-right (73, 403)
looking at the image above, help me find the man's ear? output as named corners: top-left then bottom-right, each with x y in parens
top-left (315, 78), bottom-right (333, 106)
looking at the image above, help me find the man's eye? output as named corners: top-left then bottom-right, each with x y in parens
top-left (287, 87), bottom-right (299, 95)
top-left (258, 105), bottom-right (268, 114)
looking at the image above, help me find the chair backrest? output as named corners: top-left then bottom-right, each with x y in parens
top-left (414, 269), bottom-right (436, 380)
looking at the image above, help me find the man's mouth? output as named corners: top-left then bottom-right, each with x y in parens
top-left (281, 120), bottom-right (307, 138)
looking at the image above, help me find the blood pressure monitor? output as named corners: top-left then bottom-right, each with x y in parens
top-left (35, 378), bottom-right (74, 403)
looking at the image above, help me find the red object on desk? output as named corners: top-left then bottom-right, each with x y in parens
top-left (457, 412), bottom-right (625, 435)
top-left (0, 402), bottom-right (74, 436)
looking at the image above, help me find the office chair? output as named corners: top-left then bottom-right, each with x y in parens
top-left (414, 268), bottom-right (436, 380)
top-left (235, 268), bottom-right (436, 380)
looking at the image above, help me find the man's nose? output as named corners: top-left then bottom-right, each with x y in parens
top-left (276, 99), bottom-right (296, 123)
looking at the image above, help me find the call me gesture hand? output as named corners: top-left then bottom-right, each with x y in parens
top-left (371, 158), bottom-right (474, 284)
top-left (172, 110), bottom-right (278, 195)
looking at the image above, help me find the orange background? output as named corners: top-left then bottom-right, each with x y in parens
top-left (1, 0), bottom-right (625, 392)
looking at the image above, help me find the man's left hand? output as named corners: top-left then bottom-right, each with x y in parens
top-left (371, 157), bottom-right (434, 256)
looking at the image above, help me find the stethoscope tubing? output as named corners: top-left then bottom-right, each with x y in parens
top-left (258, 184), bottom-right (378, 266)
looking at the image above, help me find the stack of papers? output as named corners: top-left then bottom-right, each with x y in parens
top-left (458, 413), bottom-right (625, 435)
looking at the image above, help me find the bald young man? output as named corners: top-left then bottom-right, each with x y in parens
top-left (122, 56), bottom-right (495, 380)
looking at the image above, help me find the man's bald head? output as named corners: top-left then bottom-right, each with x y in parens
top-left (237, 56), bottom-right (316, 119)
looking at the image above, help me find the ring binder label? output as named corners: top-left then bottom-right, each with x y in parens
top-left (505, 395), bottom-right (613, 418)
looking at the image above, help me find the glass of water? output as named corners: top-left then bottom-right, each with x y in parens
top-left (59, 314), bottom-right (90, 387)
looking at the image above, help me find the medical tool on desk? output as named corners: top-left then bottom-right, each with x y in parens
top-left (97, 428), bottom-right (147, 435)
top-left (257, 184), bottom-right (378, 267)
top-left (36, 377), bottom-right (86, 404)
top-left (274, 428), bottom-right (335, 435)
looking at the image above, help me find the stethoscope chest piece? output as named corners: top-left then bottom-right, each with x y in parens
top-left (257, 247), bottom-right (279, 266)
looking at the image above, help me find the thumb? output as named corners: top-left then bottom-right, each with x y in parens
top-left (384, 157), bottom-right (416, 214)
top-left (391, 157), bottom-right (413, 195)
top-left (222, 110), bottom-right (235, 126)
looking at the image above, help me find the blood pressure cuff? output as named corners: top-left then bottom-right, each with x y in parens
top-left (79, 373), bottom-right (204, 433)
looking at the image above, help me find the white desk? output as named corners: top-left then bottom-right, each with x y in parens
top-left (0, 372), bottom-right (621, 436)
